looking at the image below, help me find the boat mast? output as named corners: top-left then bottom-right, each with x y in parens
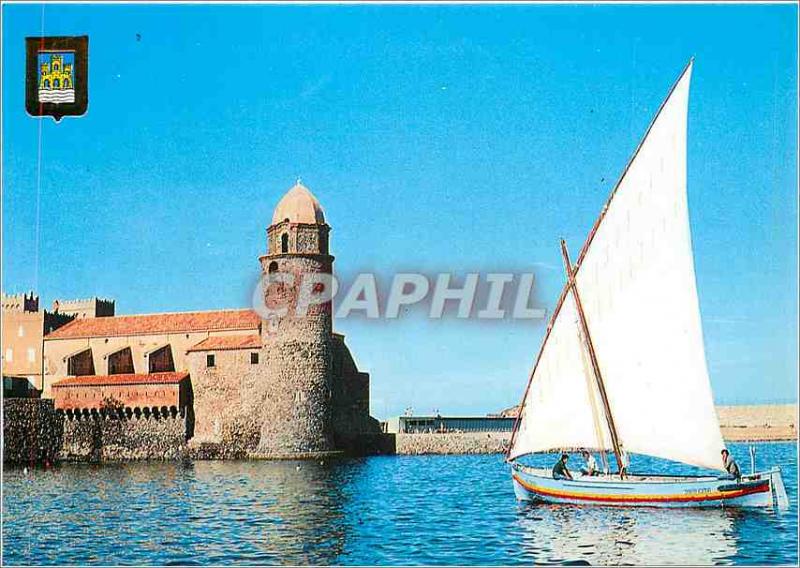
top-left (560, 238), bottom-right (626, 478)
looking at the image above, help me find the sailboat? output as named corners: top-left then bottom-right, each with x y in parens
top-left (507, 59), bottom-right (789, 508)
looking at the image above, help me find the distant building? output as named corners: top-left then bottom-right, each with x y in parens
top-left (2, 293), bottom-right (43, 394)
top-left (2, 292), bottom-right (112, 394)
top-left (52, 297), bottom-right (115, 319)
top-left (2, 291), bottom-right (39, 312)
top-left (384, 415), bottom-right (516, 434)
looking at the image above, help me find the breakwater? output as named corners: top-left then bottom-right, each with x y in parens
top-left (394, 432), bottom-right (510, 455)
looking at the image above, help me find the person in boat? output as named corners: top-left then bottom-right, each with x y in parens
top-left (552, 453), bottom-right (573, 480)
top-left (721, 449), bottom-right (741, 481)
top-left (580, 450), bottom-right (598, 476)
top-left (619, 449), bottom-right (630, 479)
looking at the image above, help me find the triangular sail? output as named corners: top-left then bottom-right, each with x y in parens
top-left (510, 61), bottom-right (726, 471)
top-left (511, 291), bottom-right (614, 457)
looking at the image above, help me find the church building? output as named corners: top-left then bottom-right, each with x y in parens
top-left (43, 183), bottom-right (378, 457)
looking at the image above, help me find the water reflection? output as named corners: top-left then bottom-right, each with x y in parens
top-left (516, 501), bottom-right (740, 565)
top-left (174, 460), bottom-right (354, 565)
top-left (2, 446), bottom-right (796, 566)
top-left (3, 460), bottom-right (359, 566)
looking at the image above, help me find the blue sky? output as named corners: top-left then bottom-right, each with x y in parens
top-left (3, 4), bottom-right (797, 417)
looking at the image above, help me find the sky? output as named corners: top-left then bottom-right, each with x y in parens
top-left (2, 3), bottom-right (797, 418)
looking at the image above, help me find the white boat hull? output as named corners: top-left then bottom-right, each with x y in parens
top-left (511, 463), bottom-right (788, 508)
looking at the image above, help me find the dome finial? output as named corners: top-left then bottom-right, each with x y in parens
top-left (296, 176), bottom-right (302, 186)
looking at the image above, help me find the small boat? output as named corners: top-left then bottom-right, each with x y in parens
top-left (507, 59), bottom-right (789, 509)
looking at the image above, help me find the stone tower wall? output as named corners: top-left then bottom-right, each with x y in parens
top-left (259, 255), bottom-right (333, 343)
top-left (255, 340), bottom-right (334, 455)
top-left (256, 219), bottom-right (336, 456)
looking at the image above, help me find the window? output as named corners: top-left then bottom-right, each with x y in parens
top-left (67, 349), bottom-right (94, 376)
top-left (148, 345), bottom-right (175, 373)
top-left (18, 325), bottom-right (24, 338)
top-left (206, 354), bottom-right (215, 368)
top-left (108, 347), bottom-right (134, 375)
top-left (5, 348), bottom-right (12, 362)
top-left (27, 348), bottom-right (35, 363)
top-left (281, 233), bottom-right (289, 253)
top-left (250, 352), bottom-right (259, 365)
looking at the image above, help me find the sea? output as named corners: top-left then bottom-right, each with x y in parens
top-left (2, 441), bottom-right (796, 565)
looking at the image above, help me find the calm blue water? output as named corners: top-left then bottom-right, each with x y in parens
top-left (2, 442), bottom-right (797, 565)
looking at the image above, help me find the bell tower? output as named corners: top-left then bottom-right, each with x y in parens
top-left (256, 181), bottom-right (335, 456)
top-left (260, 181), bottom-right (333, 339)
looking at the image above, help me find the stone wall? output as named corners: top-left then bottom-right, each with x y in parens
top-left (330, 335), bottom-right (381, 449)
top-left (61, 411), bottom-right (189, 461)
top-left (3, 399), bottom-right (63, 464)
top-left (187, 347), bottom-right (263, 456)
top-left (255, 245), bottom-right (337, 457)
top-left (267, 221), bottom-right (330, 256)
top-left (187, 331), bottom-right (379, 458)
top-left (255, 339), bottom-right (335, 456)
top-left (394, 432), bottom-right (511, 455)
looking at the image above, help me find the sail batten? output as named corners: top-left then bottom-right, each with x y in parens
top-left (509, 60), bottom-right (726, 471)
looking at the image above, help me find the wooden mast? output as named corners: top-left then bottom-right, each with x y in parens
top-left (560, 239), bottom-right (626, 477)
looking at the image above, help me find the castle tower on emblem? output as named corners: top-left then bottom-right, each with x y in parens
top-left (38, 52), bottom-right (75, 103)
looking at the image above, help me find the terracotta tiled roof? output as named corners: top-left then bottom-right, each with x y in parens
top-left (187, 335), bottom-right (262, 352)
top-left (46, 309), bottom-right (260, 339)
top-left (52, 371), bottom-right (190, 388)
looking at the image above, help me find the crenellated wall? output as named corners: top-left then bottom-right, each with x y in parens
top-left (60, 410), bottom-right (189, 461)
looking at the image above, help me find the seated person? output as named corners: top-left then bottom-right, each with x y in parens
top-left (580, 449), bottom-right (598, 476)
top-left (552, 453), bottom-right (573, 480)
top-left (720, 449), bottom-right (741, 481)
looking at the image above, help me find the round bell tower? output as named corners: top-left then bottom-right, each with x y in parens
top-left (256, 181), bottom-right (335, 456)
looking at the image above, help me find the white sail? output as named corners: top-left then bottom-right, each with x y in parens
top-left (510, 291), bottom-right (613, 459)
top-left (510, 61), bottom-right (726, 471)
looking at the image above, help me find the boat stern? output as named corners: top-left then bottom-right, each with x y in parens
top-left (766, 467), bottom-right (789, 509)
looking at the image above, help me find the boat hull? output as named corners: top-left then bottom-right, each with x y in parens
top-left (511, 464), bottom-right (787, 508)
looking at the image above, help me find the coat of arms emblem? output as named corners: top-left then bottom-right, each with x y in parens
top-left (26, 36), bottom-right (88, 121)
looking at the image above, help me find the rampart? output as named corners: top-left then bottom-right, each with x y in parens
top-left (394, 432), bottom-right (511, 455)
top-left (61, 410), bottom-right (189, 461)
top-left (3, 399), bottom-right (63, 464)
